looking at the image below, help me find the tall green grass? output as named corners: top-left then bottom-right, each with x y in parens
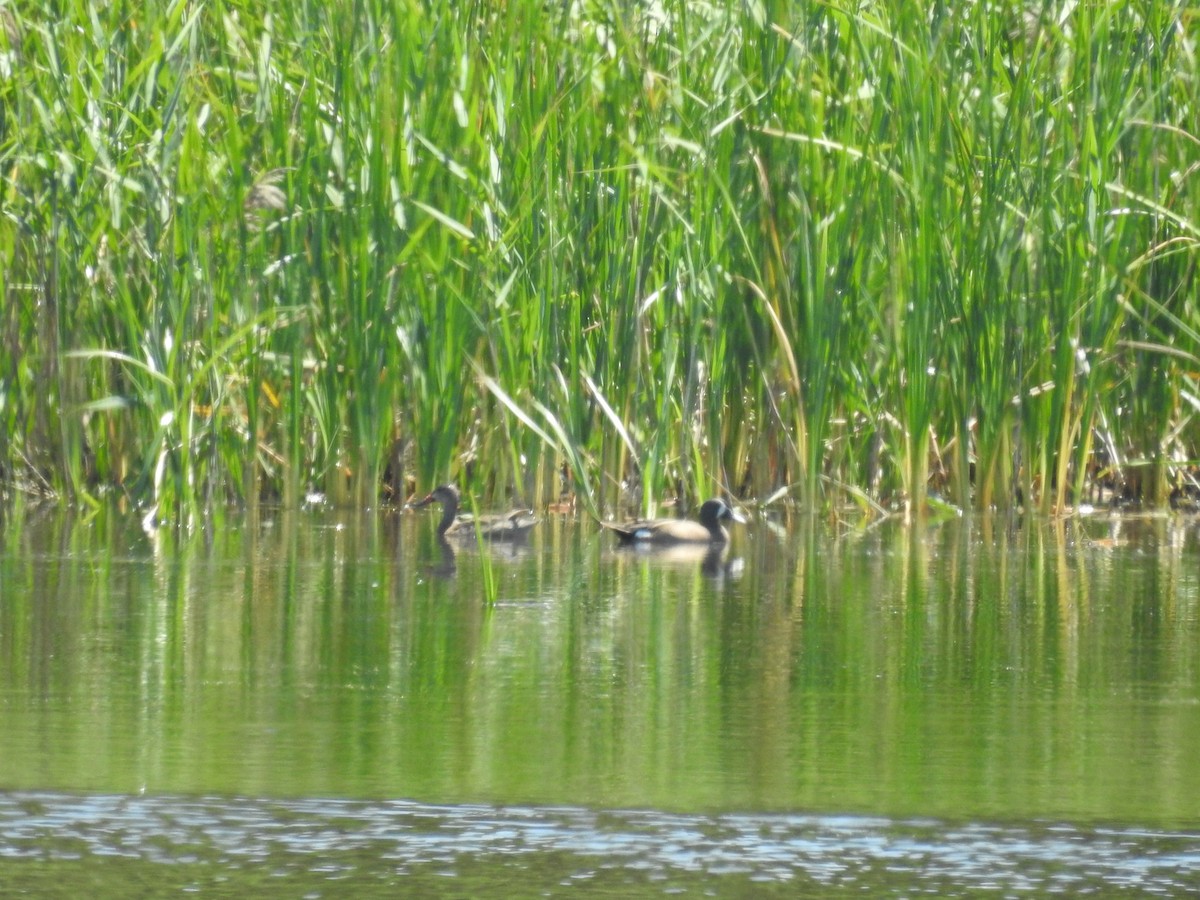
top-left (1, 0), bottom-right (1197, 520)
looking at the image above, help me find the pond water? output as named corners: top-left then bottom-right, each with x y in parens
top-left (1, 506), bottom-right (1199, 895)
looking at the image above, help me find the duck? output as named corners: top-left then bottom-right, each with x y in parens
top-left (600, 498), bottom-right (746, 546)
top-left (410, 484), bottom-right (539, 540)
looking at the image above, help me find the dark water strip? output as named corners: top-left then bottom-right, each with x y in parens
top-left (1, 792), bottom-right (1198, 896)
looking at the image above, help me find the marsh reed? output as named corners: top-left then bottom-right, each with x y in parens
top-left (1, 0), bottom-right (1197, 520)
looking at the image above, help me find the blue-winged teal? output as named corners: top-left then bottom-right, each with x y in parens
top-left (601, 498), bottom-right (745, 546)
top-left (411, 484), bottom-right (538, 540)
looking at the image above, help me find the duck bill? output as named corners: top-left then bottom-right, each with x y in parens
top-left (728, 508), bottom-right (748, 524)
top-left (409, 493), bottom-right (436, 509)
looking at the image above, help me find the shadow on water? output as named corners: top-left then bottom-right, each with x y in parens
top-left (1, 506), bottom-right (1200, 894)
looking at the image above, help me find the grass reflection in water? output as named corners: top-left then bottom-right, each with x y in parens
top-left (0, 509), bottom-right (1197, 831)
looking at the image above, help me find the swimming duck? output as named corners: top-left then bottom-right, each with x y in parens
top-left (411, 484), bottom-right (538, 540)
top-left (600, 498), bottom-right (746, 546)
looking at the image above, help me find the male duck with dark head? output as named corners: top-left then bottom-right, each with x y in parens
top-left (600, 498), bottom-right (746, 546)
top-left (411, 484), bottom-right (539, 541)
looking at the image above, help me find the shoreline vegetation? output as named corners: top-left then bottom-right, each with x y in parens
top-left (1, 1), bottom-right (1198, 522)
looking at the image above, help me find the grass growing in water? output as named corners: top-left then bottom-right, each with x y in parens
top-left (1, 0), bottom-right (1197, 520)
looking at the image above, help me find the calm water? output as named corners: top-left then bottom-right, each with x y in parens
top-left (2, 506), bottom-right (1199, 895)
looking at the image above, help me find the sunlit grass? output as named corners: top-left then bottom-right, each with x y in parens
top-left (1, 0), bottom-right (1197, 519)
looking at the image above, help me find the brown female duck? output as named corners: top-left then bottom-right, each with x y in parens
top-left (600, 498), bottom-right (746, 546)
top-left (411, 484), bottom-right (538, 540)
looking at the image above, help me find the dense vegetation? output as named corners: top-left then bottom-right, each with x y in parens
top-left (1, 0), bottom-right (1197, 520)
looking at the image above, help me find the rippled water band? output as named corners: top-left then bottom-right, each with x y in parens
top-left (2, 792), bottom-right (1199, 896)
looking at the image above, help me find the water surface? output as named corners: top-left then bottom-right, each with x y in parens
top-left (2, 506), bottom-right (1199, 894)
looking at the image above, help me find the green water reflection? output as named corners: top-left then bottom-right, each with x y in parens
top-left (1, 508), bottom-right (1198, 826)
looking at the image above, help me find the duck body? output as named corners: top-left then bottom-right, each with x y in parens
top-left (601, 498), bottom-right (745, 546)
top-left (412, 484), bottom-right (538, 541)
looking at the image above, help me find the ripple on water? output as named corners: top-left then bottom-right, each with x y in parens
top-left (2, 792), bottom-right (1199, 896)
